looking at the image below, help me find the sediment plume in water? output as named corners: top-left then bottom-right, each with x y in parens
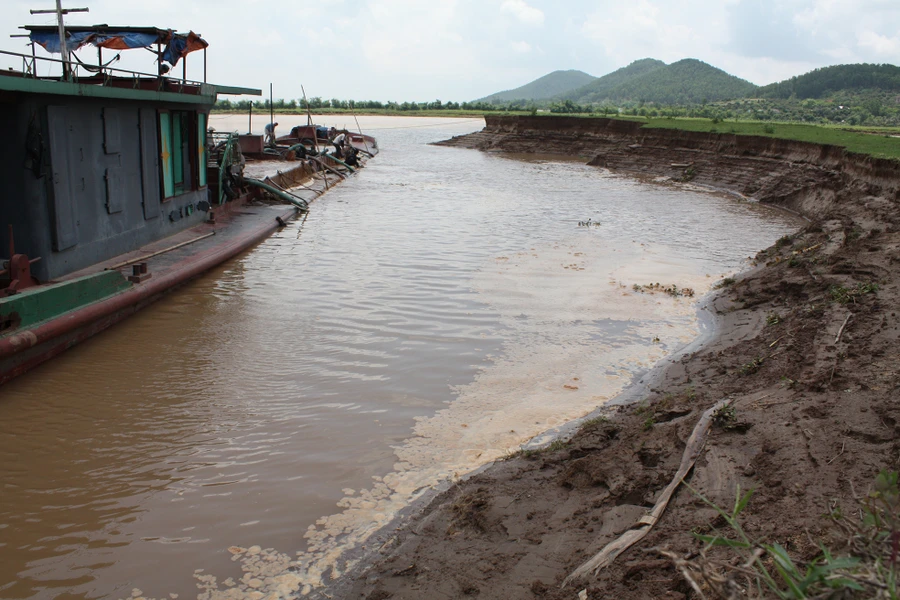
top-left (194, 239), bottom-right (726, 599)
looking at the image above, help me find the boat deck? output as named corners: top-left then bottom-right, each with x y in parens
top-left (0, 152), bottom-right (362, 386)
top-left (62, 160), bottom-right (341, 285)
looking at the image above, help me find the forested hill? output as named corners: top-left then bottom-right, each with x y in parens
top-left (756, 63), bottom-right (900, 99)
top-left (572, 59), bottom-right (758, 104)
top-left (476, 70), bottom-right (596, 103)
top-left (556, 58), bottom-right (666, 104)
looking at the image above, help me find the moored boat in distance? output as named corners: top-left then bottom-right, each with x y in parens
top-left (0, 15), bottom-right (375, 386)
top-left (276, 123), bottom-right (379, 156)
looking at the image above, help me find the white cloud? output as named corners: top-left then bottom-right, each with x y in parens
top-left (581, 1), bottom-right (728, 66)
top-left (501, 0), bottom-right (544, 25)
top-left (791, 0), bottom-right (900, 63)
top-left (718, 56), bottom-right (819, 86)
top-left (3, 0), bottom-right (899, 102)
top-left (858, 31), bottom-right (900, 57)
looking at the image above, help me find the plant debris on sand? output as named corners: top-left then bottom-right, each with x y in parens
top-left (336, 121), bottom-right (900, 600)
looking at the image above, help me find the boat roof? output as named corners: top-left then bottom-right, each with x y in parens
top-left (23, 25), bottom-right (178, 34)
top-left (1, 23), bottom-right (260, 103)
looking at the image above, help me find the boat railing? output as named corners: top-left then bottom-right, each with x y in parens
top-left (0, 49), bottom-right (206, 92)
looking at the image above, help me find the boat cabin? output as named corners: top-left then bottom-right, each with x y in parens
top-left (0, 26), bottom-right (260, 284)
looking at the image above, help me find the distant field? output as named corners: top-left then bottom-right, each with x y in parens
top-left (549, 114), bottom-right (900, 160)
top-left (640, 117), bottom-right (900, 160)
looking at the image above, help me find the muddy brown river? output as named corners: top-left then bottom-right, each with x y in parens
top-left (0, 116), bottom-right (804, 599)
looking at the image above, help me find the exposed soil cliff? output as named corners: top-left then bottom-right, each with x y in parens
top-left (340, 116), bottom-right (900, 600)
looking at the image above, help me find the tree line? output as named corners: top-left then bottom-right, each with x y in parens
top-left (213, 93), bottom-right (900, 127)
top-left (213, 97), bottom-right (511, 112)
top-left (756, 64), bottom-right (900, 100)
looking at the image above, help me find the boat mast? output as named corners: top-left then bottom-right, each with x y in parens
top-left (29, 0), bottom-right (88, 80)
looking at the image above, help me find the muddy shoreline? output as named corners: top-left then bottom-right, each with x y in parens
top-left (331, 116), bottom-right (900, 599)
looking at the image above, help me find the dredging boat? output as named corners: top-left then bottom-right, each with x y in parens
top-left (0, 20), bottom-right (375, 386)
top-left (276, 123), bottom-right (378, 157)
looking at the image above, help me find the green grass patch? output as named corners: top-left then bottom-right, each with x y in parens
top-left (670, 472), bottom-right (899, 599)
top-left (642, 117), bottom-right (900, 160)
top-left (740, 357), bottom-right (765, 375)
top-left (829, 282), bottom-right (879, 304)
top-left (581, 415), bottom-right (610, 428)
top-left (714, 277), bottom-right (737, 289)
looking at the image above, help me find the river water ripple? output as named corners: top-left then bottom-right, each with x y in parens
top-left (0, 116), bottom-right (803, 599)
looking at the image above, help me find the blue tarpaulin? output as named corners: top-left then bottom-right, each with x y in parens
top-left (161, 32), bottom-right (207, 66)
top-left (29, 29), bottom-right (206, 66)
top-left (30, 31), bottom-right (92, 53)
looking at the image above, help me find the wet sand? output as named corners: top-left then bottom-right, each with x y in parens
top-left (340, 117), bottom-right (900, 600)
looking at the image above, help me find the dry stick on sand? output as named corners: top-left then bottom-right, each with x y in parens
top-left (564, 397), bottom-right (732, 586)
top-left (834, 313), bottom-right (853, 344)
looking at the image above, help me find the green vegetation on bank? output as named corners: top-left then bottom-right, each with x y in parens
top-left (640, 117), bottom-right (900, 159)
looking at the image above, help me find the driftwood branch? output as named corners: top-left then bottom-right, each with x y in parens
top-left (563, 397), bottom-right (731, 586)
top-left (834, 313), bottom-right (853, 344)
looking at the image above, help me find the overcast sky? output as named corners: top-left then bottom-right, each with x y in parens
top-left (3, 0), bottom-right (899, 102)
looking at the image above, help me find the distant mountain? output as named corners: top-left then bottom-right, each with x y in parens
top-left (755, 63), bottom-right (900, 99)
top-left (477, 70), bottom-right (597, 103)
top-left (567, 59), bottom-right (758, 105)
top-left (478, 59), bottom-right (900, 108)
top-left (556, 58), bottom-right (666, 104)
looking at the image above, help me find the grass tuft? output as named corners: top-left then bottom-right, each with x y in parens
top-left (664, 472), bottom-right (899, 599)
top-left (829, 282), bottom-right (879, 304)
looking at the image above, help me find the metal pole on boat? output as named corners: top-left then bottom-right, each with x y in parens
top-left (301, 85), bottom-right (312, 127)
top-left (30, 1), bottom-right (89, 81)
top-left (300, 85), bottom-right (319, 154)
top-left (248, 101), bottom-right (253, 134)
top-left (352, 111), bottom-right (371, 156)
top-left (55, 0), bottom-right (69, 79)
top-left (269, 82), bottom-right (274, 129)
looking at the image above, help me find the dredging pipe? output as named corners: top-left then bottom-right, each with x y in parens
top-left (321, 153), bottom-right (356, 173)
top-left (244, 178), bottom-right (310, 210)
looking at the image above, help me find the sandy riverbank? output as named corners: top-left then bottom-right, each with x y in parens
top-left (333, 116), bottom-right (900, 599)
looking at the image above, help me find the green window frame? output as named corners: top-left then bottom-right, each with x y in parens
top-left (198, 112), bottom-right (207, 188)
top-left (159, 110), bottom-right (206, 199)
top-left (172, 111), bottom-right (185, 188)
top-left (158, 110), bottom-right (175, 199)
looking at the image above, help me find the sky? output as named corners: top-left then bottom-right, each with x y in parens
top-left (3, 0), bottom-right (900, 103)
